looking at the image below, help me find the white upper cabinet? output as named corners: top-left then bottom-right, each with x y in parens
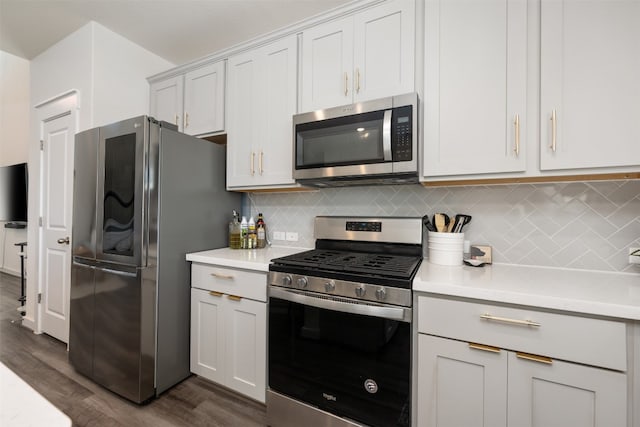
top-left (149, 60), bottom-right (225, 136)
top-left (183, 61), bottom-right (225, 136)
top-left (150, 75), bottom-right (183, 130)
top-left (301, 0), bottom-right (415, 112)
top-left (227, 35), bottom-right (298, 189)
top-left (540, 0), bottom-right (640, 171)
top-left (423, 0), bottom-right (527, 178)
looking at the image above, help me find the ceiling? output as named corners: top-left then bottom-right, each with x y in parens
top-left (0, 0), bottom-right (352, 65)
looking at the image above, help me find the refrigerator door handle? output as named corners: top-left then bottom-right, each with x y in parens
top-left (98, 266), bottom-right (138, 278)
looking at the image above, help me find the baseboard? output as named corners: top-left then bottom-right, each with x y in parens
top-left (0, 267), bottom-right (20, 277)
top-left (21, 316), bottom-right (36, 332)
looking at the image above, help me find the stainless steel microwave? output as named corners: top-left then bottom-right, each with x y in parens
top-left (293, 93), bottom-right (418, 187)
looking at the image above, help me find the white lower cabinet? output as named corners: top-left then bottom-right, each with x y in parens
top-left (190, 264), bottom-right (267, 403)
top-left (417, 295), bottom-right (628, 427)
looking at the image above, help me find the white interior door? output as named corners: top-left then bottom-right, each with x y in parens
top-left (40, 110), bottom-right (75, 343)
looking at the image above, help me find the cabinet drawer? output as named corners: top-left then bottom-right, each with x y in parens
top-left (418, 296), bottom-right (627, 371)
top-left (191, 263), bottom-right (267, 302)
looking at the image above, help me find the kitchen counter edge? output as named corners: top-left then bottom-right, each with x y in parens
top-left (414, 262), bottom-right (640, 321)
top-left (186, 246), bottom-right (310, 272)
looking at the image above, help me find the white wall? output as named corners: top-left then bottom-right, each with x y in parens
top-left (0, 51), bottom-right (30, 166)
top-left (92, 24), bottom-right (173, 126)
top-left (0, 51), bottom-right (29, 276)
top-left (24, 21), bottom-right (174, 331)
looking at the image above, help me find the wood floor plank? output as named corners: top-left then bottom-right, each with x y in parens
top-left (0, 272), bottom-right (267, 426)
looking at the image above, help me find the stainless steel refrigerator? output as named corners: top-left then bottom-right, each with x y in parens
top-left (69, 116), bottom-right (240, 403)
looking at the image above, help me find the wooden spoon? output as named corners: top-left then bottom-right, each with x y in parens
top-left (434, 214), bottom-right (445, 232)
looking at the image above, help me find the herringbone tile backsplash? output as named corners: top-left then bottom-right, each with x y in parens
top-left (246, 180), bottom-right (640, 273)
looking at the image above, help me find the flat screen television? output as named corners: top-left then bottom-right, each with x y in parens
top-left (0, 162), bottom-right (28, 224)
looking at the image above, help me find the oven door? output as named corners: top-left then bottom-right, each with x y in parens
top-left (268, 287), bottom-right (411, 427)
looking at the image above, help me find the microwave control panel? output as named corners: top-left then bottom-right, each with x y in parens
top-left (392, 105), bottom-right (413, 161)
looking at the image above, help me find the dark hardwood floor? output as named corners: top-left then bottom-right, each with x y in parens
top-left (0, 272), bottom-right (267, 426)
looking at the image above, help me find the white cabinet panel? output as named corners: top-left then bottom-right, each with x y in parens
top-left (227, 35), bottom-right (297, 189)
top-left (150, 76), bottom-right (183, 130)
top-left (190, 288), bottom-right (225, 384)
top-left (540, 0), bottom-right (640, 171)
top-left (183, 61), bottom-right (225, 135)
top-left (149, 60), bottom-right (225, 136)
top-left (507, 352), bottom-right (627, 427)
top-left (226, 297), bottom-right (267, 402)
top-left (301, 17), bottom-right (353, 112)
top-left (190, 266), bottom-right (267, 403)
top-left (301, 0), bottom-right (415, 113)
top-left (353, 0), bottom-right (415, 102)
top-left (416, 295), bottom-right (630, 427)
top-left (418, 334), bottom-right (507, 427)
top-left (423, 0), bottom-right (527, 178)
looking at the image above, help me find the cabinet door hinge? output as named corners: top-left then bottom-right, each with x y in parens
top-left (37, 293), bottom-right (42, 304)
top-left (40, 140), bottom-right (44, 151)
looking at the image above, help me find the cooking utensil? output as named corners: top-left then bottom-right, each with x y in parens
top-left (453, 214), bottom-right (472, 233)
top-left (434, 214), bottom-right (446, 232)
top-left (422, 214), bottom-right (436, 232)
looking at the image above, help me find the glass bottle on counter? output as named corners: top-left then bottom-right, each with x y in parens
top-left (229, 210), bottom-right (241, 249)
top-left (240, 216), bottom-right (248, 249)
top-left (256, 213), bottom-right (266, 248)
top-left (248, 216), bottom-right (257, 249)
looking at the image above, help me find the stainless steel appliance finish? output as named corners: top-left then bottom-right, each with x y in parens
top-left (267, 216), bottom-right (422, 427)
top-left (293, 93), bottom-right (418, 187)
top-left (69, 116), bottom-right (240, 404)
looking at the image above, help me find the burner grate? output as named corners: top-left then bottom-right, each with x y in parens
top-left (272, 249), bottom-right (421, 279)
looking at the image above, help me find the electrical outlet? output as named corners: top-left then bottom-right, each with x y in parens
top-left (285, 232), bottom-right (299, 242)
top-left (629, 247), bottom-right (640, 265)
top-left (273, 231), bottom-right (285, 241)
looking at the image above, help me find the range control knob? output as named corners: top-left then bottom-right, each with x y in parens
top-left (355, 286), bottom-right (366, 298)
top-left (375, 287), bottom-right (387, 301)
top-left (324, 280), bottom-right (336, 292)
top-left (282, 275), bottom-right (292, 287)
top-left (297, 276), bottom-right (308, 289)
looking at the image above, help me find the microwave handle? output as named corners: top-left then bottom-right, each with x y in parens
top-left (383, 109), bottom-right (393, 161)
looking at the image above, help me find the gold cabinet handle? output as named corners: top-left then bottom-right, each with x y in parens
top-left (259, 151), bottom-right (264, 175)
top-left (480, 313), bottom-right (540, 327)
top-left (208, 291), bottom-right (223, 297)
top-left (227, 294), bottom-right (242, 302)
top-left (356, 68), bottom-right (361, 93)
top-left (469, 342), bottom-right (501, 354)
top-left (550, 109), bottom-right (557, 152)
top-left (210, 272), bottom-right (234, 280)
top-left (344, 72), bottom-right (349, 96)
top-left (250, 151), bottom-right (255, 176)
top-left (516, 352), bottom-right (553, 365)
top-left (175, 114), bottom-right (179, 126)
top-left (514, 114), bottom-right (520, 156)
top-left (184, 112), bottom-right (189, 128)
top-left (57, 237), bottom-right (70, 245)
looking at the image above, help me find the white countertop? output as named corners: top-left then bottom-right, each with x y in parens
top-left (414, 262), bottom-right (640, 320)
top-left (0, 362), bottom-right (72, 427)
top-left (186, 246), bottom-right (310, 271)
top-left (186, 247), bottom-right (640, 320)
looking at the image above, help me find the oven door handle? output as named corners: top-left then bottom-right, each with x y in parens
top-left (269, 286), bottom-right (411, 322)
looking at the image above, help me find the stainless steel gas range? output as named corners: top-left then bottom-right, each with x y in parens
top-left (267, 216), bottom-right (423, 427)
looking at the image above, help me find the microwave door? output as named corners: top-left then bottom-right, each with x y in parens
top-left (96, 116), bottom-right (148, 267)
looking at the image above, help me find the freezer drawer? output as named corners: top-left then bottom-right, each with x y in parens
top-left (92, 265), bottom-right (155, 403)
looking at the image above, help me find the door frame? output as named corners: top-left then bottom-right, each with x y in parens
top-left (25, 90), bottom-right (79, 334)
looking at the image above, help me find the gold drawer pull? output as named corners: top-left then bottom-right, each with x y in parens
top-left (227, 294), bottom-right (242, 302)
top-left (516, 352), bottom-right (553, 365)
top-left (469, 342), bottom-right (501, 354)
top-left (480, 313), bottom-right (540, 327)
top-left (211, 272), bottom-right (234, 280)
top-left (208, 291), bottom-right (223, 297)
